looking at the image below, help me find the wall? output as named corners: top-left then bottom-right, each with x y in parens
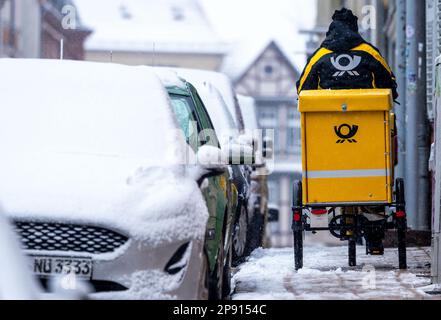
top-left (85, 50), bottom-right (224, 70)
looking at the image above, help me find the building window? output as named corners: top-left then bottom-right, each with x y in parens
top-left (264, 65), bottom-right (274, 75)
top-left (287, 107), bottom-right (301, 154)
top-left (260, 60), bottom-right (279, 80)
top-left (258, 106), bottom-right (279, 153)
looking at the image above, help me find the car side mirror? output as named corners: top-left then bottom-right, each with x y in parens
top-left (196, 145), bottom-right (227, 185)
top-left (268, 206), bottom-right (280, 222)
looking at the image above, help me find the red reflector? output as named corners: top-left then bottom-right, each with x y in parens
top-left (293, 212), bottom-right (301, 222)
top-left (311, 209), bottom-right (328, 215)
top-left (396, 211), bottom-right (406, 218)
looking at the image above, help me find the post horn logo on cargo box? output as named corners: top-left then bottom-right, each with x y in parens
top-left (334, 124), bottom-right (359, 144)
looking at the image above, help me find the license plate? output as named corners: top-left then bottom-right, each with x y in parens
top-left (31, 256), bottom-right (93, 279)
top-left (310, 213), bottom-right (329, 229)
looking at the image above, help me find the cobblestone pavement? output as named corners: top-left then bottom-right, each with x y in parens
top-left (232, 245), bottom-right (440, 300)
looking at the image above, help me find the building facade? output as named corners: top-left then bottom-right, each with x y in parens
top-left (74, 0), bottom-right (226, 71)
top-left (223, 40), bottom-right (301, 247)
top-left (0, 0), bottom-right (90, 59)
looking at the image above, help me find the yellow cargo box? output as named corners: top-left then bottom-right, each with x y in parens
top-left (298, 89), bottom-right (394, 206)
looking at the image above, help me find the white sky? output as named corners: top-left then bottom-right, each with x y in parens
top-left (200, 0), bottom-right (317, 68)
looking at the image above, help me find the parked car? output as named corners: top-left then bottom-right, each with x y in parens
top-left (0, 59), bottom-right (228, 300)
top-left (154, 68), bottom-right (239, 300)
top-left (237, 95), bottom-right (270, 252)
top-left (165, 68), bottom-right (255, 266)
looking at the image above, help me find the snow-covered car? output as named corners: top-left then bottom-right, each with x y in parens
top-left (164, 68), bottom-right (254, 266)
top-left (237, 95), bottom-right (270, 251)
top-left (0, 59), bottom-right (226, 300)
top-left (154, 68), bottom-right (238, 300)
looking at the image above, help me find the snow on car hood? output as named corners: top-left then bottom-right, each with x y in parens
top-left (1, 152), bottom-right (208, 246)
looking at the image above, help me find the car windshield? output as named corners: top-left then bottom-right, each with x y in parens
top-left (169, 94), bottom-right (201, 150)
top-left (169, 95), bottom-right (198, 140)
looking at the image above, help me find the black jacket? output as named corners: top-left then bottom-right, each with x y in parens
top-left (296, 17), bottom-right (398, 100)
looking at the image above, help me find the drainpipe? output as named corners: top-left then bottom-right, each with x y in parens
top-left (0, 0), bottom-right (5, 56)
top-left (433, 56), bottom-right (441, 288)
top-left (395, 0), bottom-right (406, 180)
top-left (405, 0), bottom-right (430, 231)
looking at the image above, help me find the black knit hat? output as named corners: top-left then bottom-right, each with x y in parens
top-left (332, 8), bottom-right (359, 32)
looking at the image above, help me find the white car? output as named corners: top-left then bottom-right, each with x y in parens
top-left (0, 59), bottom-right (227, 300)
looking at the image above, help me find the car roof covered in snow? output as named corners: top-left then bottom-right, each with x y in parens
top-left (237, 95), bottom-right (259, 130)
top-left (166, 68), bottom-right (243, 129)
top-left (153, 67), bottom-right (188, 90)
top-left (155, 67), bottom-right (238, 145)
top-left (0, 59), bottom-right (186, 165)
top-left (193, 80), bottom-right (239, 144)
top-left (73, 0), bottom-right (227, 54)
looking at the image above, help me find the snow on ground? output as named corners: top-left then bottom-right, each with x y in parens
top-left (233, 245), bottom-right (438, 300)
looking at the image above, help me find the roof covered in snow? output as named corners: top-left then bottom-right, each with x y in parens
top-left (73, 0), bottom-right (227, 54)
top-left (221, 38), bottom-right (300, 82)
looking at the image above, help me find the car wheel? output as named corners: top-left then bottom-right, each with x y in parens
top-left (222, 239), bottom-right (232, 300)
top-left (209, 233), bottom-right (225, 300)
top-left (232, 204), bottom-right (248, 267)
top-left (245, 211), bottom-right (264, 256)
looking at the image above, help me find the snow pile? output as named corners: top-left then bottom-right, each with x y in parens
top-left (233, 246), bottom-right (433, 300)
top-left (74, 0), bottom-right (227, 54)
top-left (0, 59), bottom-right (208, 246)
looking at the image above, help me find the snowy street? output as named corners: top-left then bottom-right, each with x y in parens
top-left (2, 0), bottom-right (441, 303)
top-left (232, 245), bottom-right (437, 300)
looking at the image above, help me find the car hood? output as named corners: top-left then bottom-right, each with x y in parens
top-left (1, 152), bottom-right (208, 246)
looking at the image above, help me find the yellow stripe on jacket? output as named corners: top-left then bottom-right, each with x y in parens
top-left (351, 43), bottom-right (393, 75)
top-left (298, 48), bottom-right (332, 93)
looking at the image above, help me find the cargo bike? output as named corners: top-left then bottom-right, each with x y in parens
top-left (292, 89), bottom-right (407, 270)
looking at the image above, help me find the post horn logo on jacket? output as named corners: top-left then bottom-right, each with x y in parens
top-left (330, 54), bottom-right (362, 77)
top-left (296, 8), bottom-right (398, 101)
